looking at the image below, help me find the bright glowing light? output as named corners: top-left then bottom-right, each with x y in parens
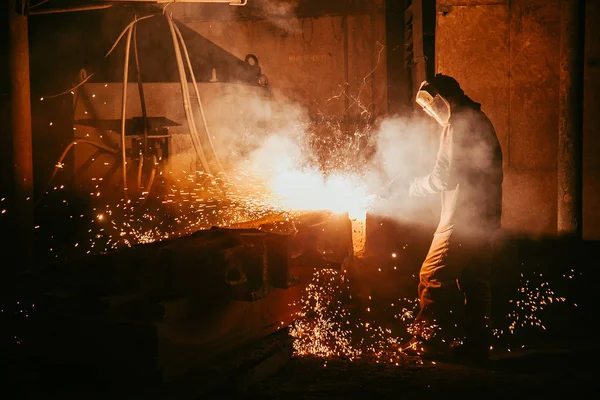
top-left (267, 169), bottom-right (373, 219)
top-left (351, 217), bottom-right (367, 258)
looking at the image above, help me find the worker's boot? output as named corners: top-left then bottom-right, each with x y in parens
top-left (399, 319), bottom-right (450, 359)
top-left (399, 337), bottom-right (442, 358)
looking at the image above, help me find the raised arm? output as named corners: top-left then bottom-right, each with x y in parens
top-left (409, 127), bottom-right (458, 197)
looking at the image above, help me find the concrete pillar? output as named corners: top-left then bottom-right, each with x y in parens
top-left (409, 0), bottom-right (427, 95)
top-left (557, 0), bottom-right (586, 238)
top-left (8, 0), bottom-right (34, 272)
top-left (385, 0), bottom-right (413, 116)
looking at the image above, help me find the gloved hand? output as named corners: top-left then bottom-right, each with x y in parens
top-left (408, 175), bottom-right (434, 197)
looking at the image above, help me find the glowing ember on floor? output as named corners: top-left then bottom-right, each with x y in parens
top-left (493, 269), bottom-right (578, 342)
top-left (288, 268), bottom-right (409, 362)
top-left (289, 269), bottom-right (361, 359)
top-left (287, 265), bottom-right (581, 363)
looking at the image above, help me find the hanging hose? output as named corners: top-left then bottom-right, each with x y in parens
top-left (105, 15), bottom-right (155, 60)
top-left (133, 19), bottom-right (150, 191)
top-left (42, 14), bottom-right (156, 100)
top-left (120, 24), bottom-right (134, 199)
top-left (166, 15), bottom-right (213, 177)
top-left (136, 150), bottom-right (144, 190)
top-left (40, 13), bottom-right (233, 207)
top-left (172, 21), bottom-right (223, 174)
top-left (43, 73), bottom-right (95, 99)
top-left (37, 15), bottom-right (162, 206)
top-left (37, 139), bottom-right (119, 207)
top-left (146, 155), bottom-right (158, 194)
top-left (140, 154), bottom-right (158, 207)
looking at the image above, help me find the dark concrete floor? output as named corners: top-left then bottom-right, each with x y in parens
top-left (2, 235), bottom-right (597, 399)
top-left (244, 345), bottom-right (599, 399)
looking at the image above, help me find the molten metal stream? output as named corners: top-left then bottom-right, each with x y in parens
top-left (350, 214), bottom-right (367, 259)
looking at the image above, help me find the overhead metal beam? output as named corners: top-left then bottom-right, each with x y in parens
top-left (28, 0), bottom-right (248, 15)
top-left (29, 4), bottom-right (112, 15)
top-left (90, 0), bottom-right (247, 4)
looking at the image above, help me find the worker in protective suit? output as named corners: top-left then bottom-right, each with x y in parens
top-left (401, 74), bottom-right (503, 362)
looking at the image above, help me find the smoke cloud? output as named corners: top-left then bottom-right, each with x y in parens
top-left (364, 115), bottom-right (440, 223)
top-left (136, 3), bottom-right (499, 233)
top-left (260, 0), bottom-right (302, 34)
top-left (208, 85), bottom-right (443, 227)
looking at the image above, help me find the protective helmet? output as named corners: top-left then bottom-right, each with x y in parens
top-left (416, 80), bottom-right (451, 127)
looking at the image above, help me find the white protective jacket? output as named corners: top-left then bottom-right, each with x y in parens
top-left (409, 99), bottom-right (503, 238)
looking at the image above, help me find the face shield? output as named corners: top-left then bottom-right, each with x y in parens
top-left (416, 82), bottom-right (451, 127)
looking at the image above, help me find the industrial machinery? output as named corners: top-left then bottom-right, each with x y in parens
top-left (52, 11), bottom-right (271, 203)
top-left (4, 3), bottom-right (373, 393)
